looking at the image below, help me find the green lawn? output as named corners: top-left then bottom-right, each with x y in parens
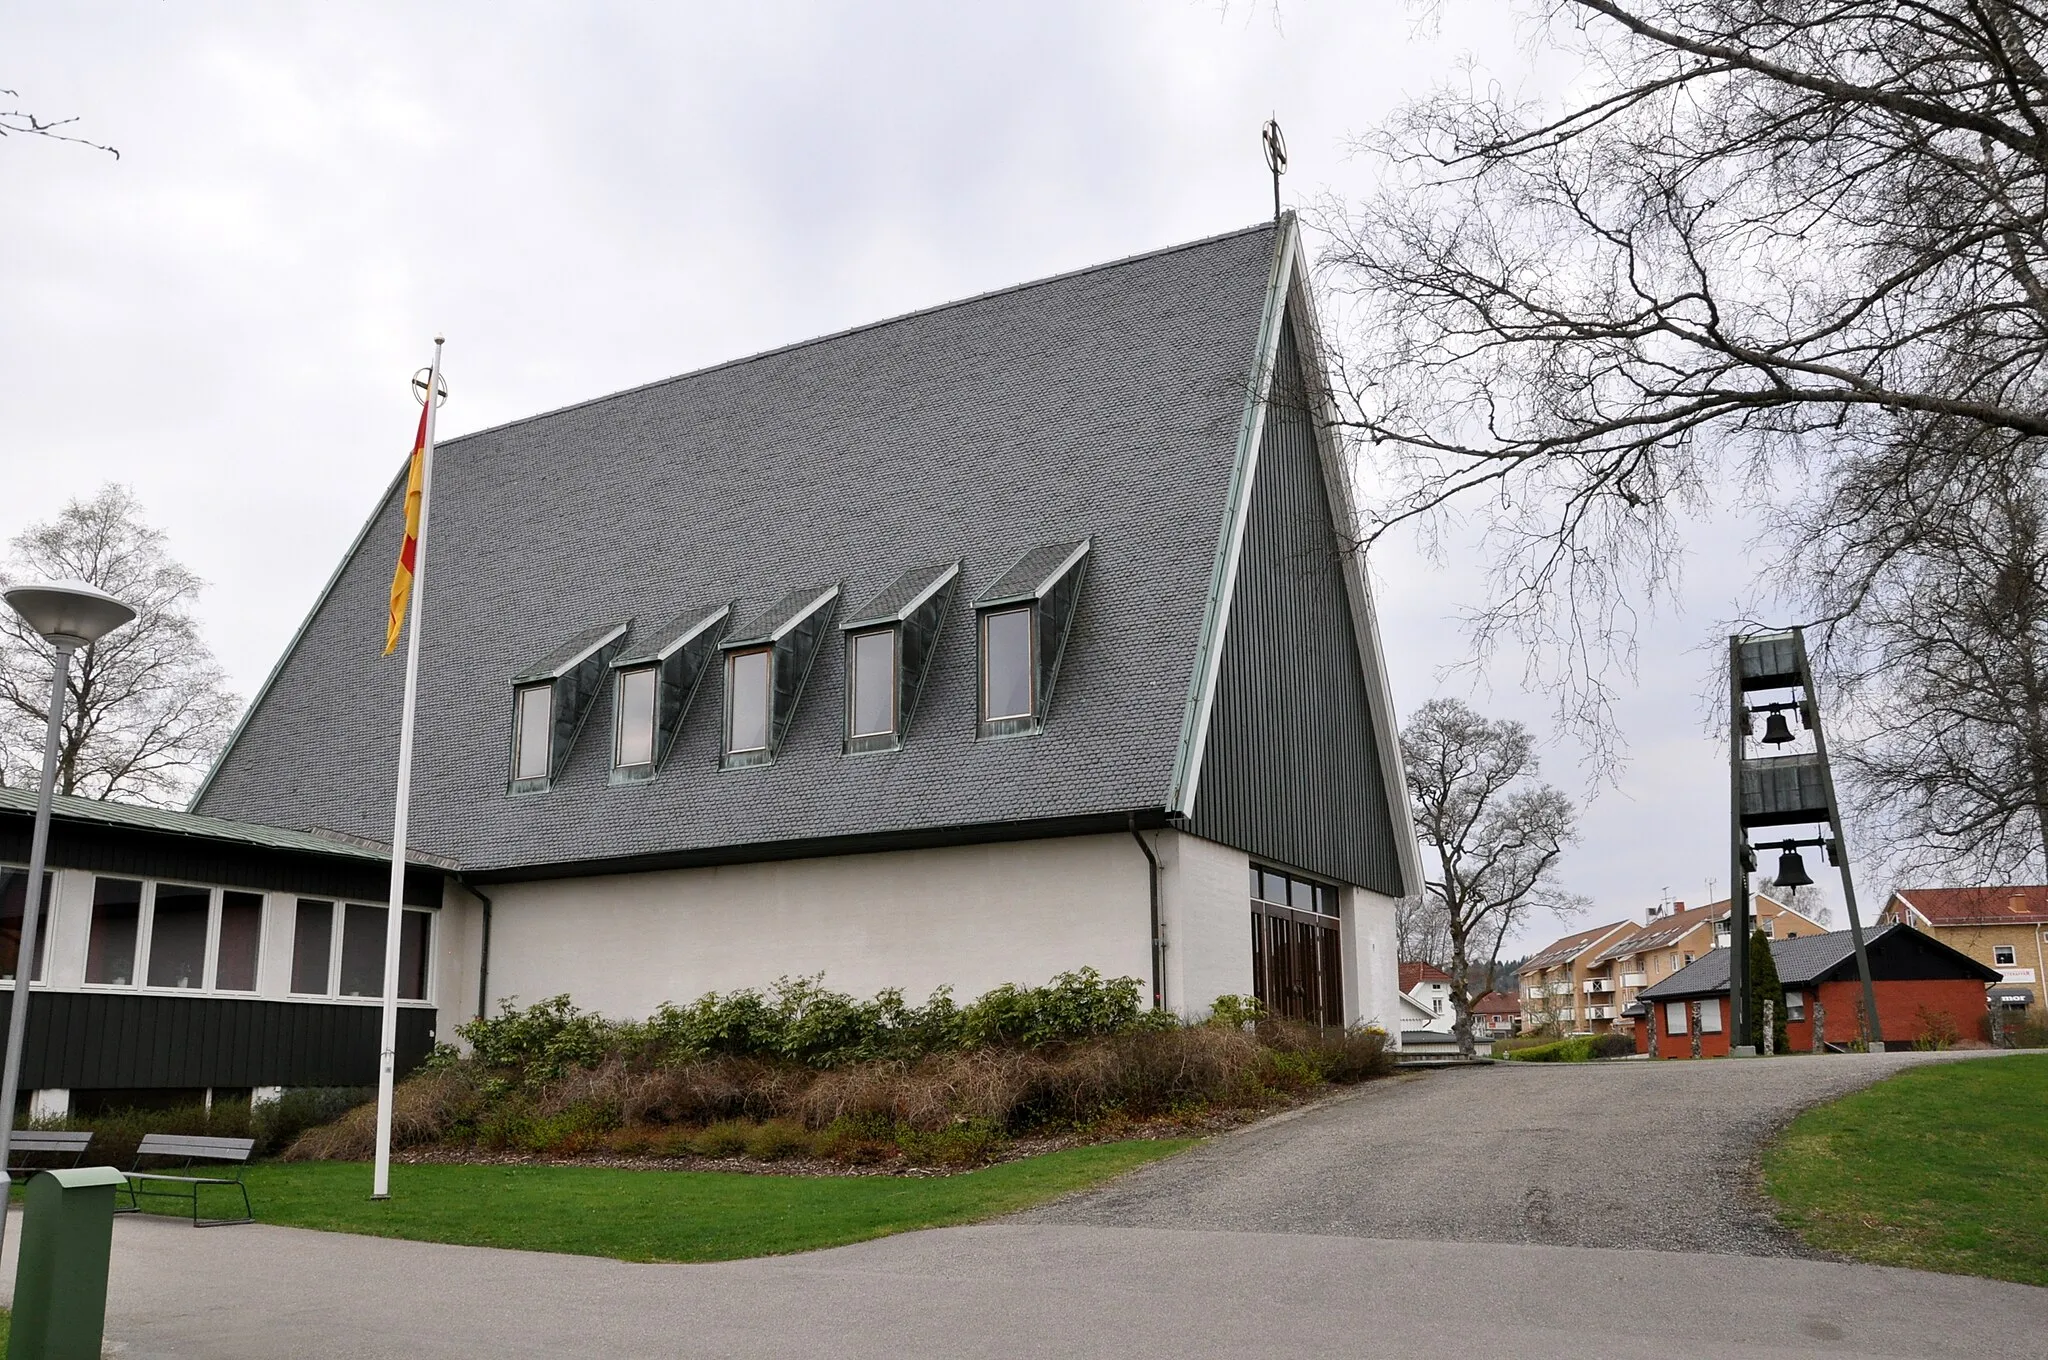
top-left (136, 1141), bottom-right (1192, 1263)
top-left (1763, 1054), bottom-right (2048, 1287)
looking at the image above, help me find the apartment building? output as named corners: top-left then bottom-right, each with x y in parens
top-left (1879, 887), bottom-right (2047, 1021)
top-left (1522, 894), bottom-right (1825, 1035)
top-left (1517, 922), bottom-right (1633, 1034)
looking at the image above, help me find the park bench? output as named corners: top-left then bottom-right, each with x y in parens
top-left (5, 1130), bottom-right (94, 1179)
top-left (115, 1134), bottom-right (255, 1227)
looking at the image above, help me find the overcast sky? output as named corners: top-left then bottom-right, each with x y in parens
top-left (3, 2), bottom-right (1845, 952)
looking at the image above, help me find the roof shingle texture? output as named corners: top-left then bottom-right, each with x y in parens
top-left (195, 225), bottom-right (1280, 873)
top-left (1895, 885), bottom-right (2048, 925)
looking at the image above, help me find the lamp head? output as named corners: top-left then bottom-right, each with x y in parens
top-left (4, 579), bottom-right (137, 648)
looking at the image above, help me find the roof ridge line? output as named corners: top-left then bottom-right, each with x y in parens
top-left (434, 220), bottom-right (1280, 450)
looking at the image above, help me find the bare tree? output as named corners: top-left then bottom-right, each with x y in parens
top-left (1757, 873), bottom-right (1831, 927)
top-left (1395, 893), bottom-right (1453, 968)
top-left (1404, 697), bottom-right (1583, 1055)
top-left (1, 88), bottom-right (116, 157)
top-left (1786, 443), bottom-right (2048, 880)
top-left (1314, 0), bottom-right (2048, 736)
top-left (0, 485), bottom-right (238, 805)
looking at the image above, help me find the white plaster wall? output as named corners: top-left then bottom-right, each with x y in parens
top-left (479, 835), bottom-right (1154, 1019)
top-left (437, 882), bottom-right (484, 1023)
top-left (1158, 831), bottom-right (1252, 1018)
top-left (1346, 885), bottom-right (1401, 1042)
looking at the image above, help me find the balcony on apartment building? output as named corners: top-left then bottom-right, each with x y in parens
top-left (1583, 1005), bottom-right (1615, 1021)
top-left (1582, 978), bottom-right (1616, 995)
top-left (1620, 971), bottom-right (1647, 988)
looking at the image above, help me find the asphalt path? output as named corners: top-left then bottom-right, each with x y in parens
top-left (1024, 1049), bottom-right (1987, 1256)
top-left (10, 1049), bottom-right (2040, 1358)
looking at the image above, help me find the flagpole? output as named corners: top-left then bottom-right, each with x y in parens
top-left (374, 336), bottom-right (443, 1201)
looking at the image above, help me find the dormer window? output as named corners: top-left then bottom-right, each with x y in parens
top-left (726, 647), bottom-right (772, 754)
top-left (507, 620), bottom-right (631, 794)
top-left (839, 561), bottom-right (959, 752)
top-left (719, 584), bottom-right (840, 768)
top-left (608, 603), bottom-right (730, 784)
top-left (982, 608), bottom-right (1033, 719)
top-left (976, 540), bottom-right (1090, 738)
top-left (614, 666), bottom-right (658, 767)
top-left (849, 631), bottom-right (896, 737)
top-left (512, 684), bottom-right (553, 782)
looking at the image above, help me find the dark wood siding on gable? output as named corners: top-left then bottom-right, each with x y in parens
top-left (1187, 316), bottom-right (1404, 894)
top-left (0, 992), bottom-right (438, 1089)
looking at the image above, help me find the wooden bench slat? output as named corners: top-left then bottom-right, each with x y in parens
top-left (9, 1132), bottom-right (93, 1150)
top-left (134, 1135), bottom-right (254, 1160)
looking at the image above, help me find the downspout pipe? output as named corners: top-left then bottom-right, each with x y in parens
top-left (1129, 814), bottom-right (1164, 1011)
top-left (456, 875), bottom-right (496, 1022)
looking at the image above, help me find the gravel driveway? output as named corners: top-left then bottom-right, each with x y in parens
top-left (1021, 1050), bottom-right (1994, 1256)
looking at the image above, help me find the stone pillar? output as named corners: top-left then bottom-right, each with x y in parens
top-left (1811, 998), bottom-right (1827, 1054)
top-left (1690, 1001), bottom-right (1703, 1059)
top-left (1647, 1011), bottom-right (1660, 1059)
top-left (1762, 1000), bottom-right (1776, 1057)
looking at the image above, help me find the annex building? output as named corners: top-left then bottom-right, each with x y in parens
top-left (173, 216), bottom-right (1421, 1064)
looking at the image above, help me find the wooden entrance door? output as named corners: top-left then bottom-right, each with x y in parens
top-left (1251, 898), bottom-right (1344, 1027)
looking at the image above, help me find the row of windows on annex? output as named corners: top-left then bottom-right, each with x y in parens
top-left (505, 541), bottom-right (1090, 792)
top-left (40, 871), bottom-right (433, 1002)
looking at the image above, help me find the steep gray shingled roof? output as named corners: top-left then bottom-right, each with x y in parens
top-left (195, 223), bottom-right (1282, 875)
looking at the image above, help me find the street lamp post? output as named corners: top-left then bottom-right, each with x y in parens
top-left (0, 580), bottom-right (136, 1261)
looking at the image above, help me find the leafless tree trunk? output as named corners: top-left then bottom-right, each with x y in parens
top-left (1403, 697), bottom-right (1585, 1056)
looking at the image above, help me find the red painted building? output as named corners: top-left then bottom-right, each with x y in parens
top-left (1631, 923), bottom-right (1999, 1057)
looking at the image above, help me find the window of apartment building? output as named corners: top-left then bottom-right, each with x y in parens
top-left (0, 867), bottom-right (53, 983)
top-left (1432, 998), bottom-right (1442, 1014)
top-left (981, 609), bottom-right (1033, 721)
top-left (512, 683), bottom-right (554, 782)
top-left (1665, 1001), bottom-right (1688, 1034)
top-left (1683, 952), bottom-right (1694, 966)
top-left (1995, 945), bottom-right (2018, 967)
top-left (291, 899), bottom-right (432, 1001)
top-left (85, 877), bottom-right (265, 992)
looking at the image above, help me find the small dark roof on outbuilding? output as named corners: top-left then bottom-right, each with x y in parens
top-left (1637, 924), bottom-right (2001, 1001)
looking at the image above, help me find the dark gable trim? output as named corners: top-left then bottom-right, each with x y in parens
top-left (460, 808), bottom-right (1178, 885)
top-left (0, 814), bottom-right (442, 908)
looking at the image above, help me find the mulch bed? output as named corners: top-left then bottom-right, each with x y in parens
top-left (385, 1100), bottom-right (1310, 1178)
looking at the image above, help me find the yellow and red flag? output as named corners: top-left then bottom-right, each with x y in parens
top-left (384, 399), bottom-right (431, 655)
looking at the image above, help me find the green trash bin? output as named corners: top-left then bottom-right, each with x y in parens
top-left (8, 1166), bottom-right (125, 1360)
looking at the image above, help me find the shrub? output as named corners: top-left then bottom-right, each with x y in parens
top-left (29, 1100), bottom-right (255, 1170)
top-left (691, 1121), bottom-right (756, 1158)
top-left (1913, 1005), bottom-right (1961, 1052)
top-left (744, 1119), bottom-right (812, 1161)
top-left (1205, 995), bottom-right (1265, 1028)
top-left (1502, 1033), bottom-right (1635, 1062)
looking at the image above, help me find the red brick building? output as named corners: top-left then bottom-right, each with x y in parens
top-left (1632, 924), bottom-right (1998, 1057)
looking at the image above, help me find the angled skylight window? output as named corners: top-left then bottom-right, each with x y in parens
top-left (508, 620), bottom-right (631, 794)
top-left (718, 583), bottom-right (840, 768)
top-left (839, 560), bottom-right (959, 753)
top-left (608, 603), bottom-right (731, 785)
top-left (976, 540), bottom-right (1090, 738)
